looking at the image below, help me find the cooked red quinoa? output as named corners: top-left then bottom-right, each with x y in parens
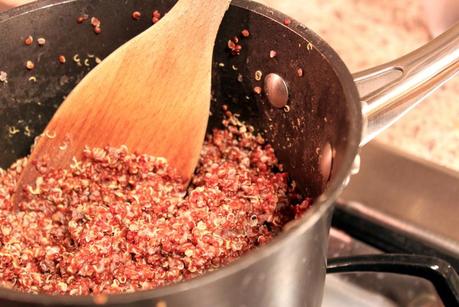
top-left (0, 118), bottom-right (311, 295)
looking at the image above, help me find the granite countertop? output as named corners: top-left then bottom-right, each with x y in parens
top-left (259, 0), bottom-right (459, 172)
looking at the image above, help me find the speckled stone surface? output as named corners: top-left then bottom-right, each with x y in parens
top-left (259, 0), bottom-right (459, 171)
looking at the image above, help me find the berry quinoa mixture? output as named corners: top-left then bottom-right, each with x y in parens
top-left (0, 116), bottom-right (311, 295)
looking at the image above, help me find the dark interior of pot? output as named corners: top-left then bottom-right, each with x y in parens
top-left (0, 0), bottom-right (360, 201)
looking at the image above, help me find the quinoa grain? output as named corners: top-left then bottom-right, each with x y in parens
top-left (0, 113), bottom-right (311, 295)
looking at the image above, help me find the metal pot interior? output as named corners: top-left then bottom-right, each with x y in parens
top-left (0, 0), bottom-right (361, 303)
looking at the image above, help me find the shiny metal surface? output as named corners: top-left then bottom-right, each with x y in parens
top-left (0, 0), bottom-right (362, 306)
top-left (150, 207), bottom-right (333, 307)
top-left (354, 23), bottom-right (459, 145)
top-left (326, 229), bottom-right (443, 307)
top-left (350, 155), bottom-right (361, 176)
top-left (340, 142), bottom-right (459, 261)
top-left (2, 0), bottom-right (456, 306)
top-left (323, 276), bottom-right (396, 307)
top-left (264, 73), bottom-right (289, 108)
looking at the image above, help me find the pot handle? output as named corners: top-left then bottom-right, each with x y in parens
top-left (353, 22), bottom-right (459, 146)
top-left (327, 254), bottom-right (459, 306)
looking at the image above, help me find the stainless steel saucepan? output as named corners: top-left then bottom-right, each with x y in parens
top-left (0, 0), bottom-right (457, 306)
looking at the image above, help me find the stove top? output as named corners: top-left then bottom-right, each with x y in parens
top-left (324, 141), bottom-right (459, 307)
top-left (323, 229), bottom-right (444, 307)
top-left (338, 142), bottom-right (459, 268)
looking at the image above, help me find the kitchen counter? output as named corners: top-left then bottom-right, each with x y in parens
top-left (259, 0), bottom-right (459, 172)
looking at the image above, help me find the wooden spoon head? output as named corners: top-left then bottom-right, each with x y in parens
top-left (14, 0), bottom-right (231, 203)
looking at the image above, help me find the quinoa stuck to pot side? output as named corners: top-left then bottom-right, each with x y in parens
top-left (0, 114), bottom-right (312, 295)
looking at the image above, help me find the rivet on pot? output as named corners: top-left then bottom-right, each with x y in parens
top-left (264, 73), bottom-right (289, 108)
top-left (351, 154), bottom-right (361, 175)
top-left (319, 142), bottom-right (334, 184)
top-left (342, 176), bottom-right (351, 188)
top-left (93, 294), bottom-right (108, 305)
top-left (156, 301), bottom-right (167, 307)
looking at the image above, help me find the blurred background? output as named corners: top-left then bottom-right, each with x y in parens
top-left (1, 0), bottom-right (458, 172)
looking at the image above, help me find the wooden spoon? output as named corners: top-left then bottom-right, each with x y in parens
top-left (14, 0), bottom-right (231, 202)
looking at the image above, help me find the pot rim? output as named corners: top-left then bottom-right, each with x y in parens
top-left (0, 0), bottom-right (362, 304)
